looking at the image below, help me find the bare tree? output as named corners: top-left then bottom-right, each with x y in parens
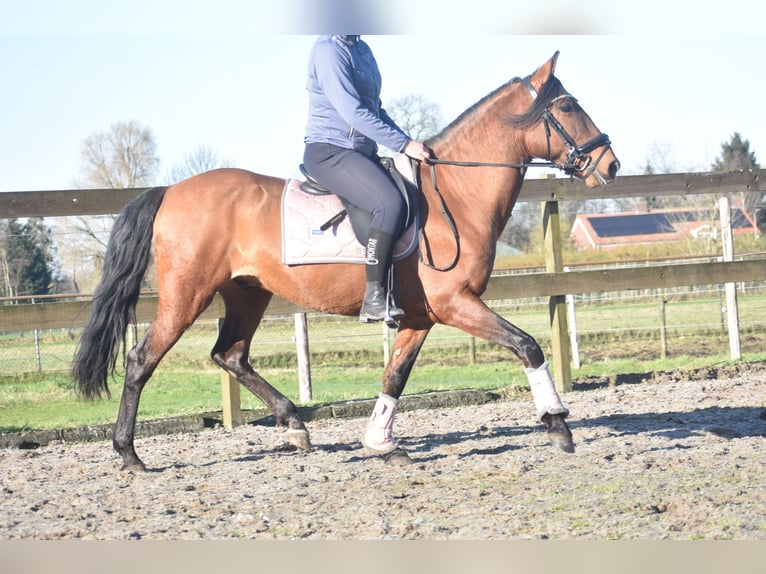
top-left (56, 121), bottom-right (160, 293)
top-left (75, 120), bottom-right (159, 189)
top-left (385, 93), bottom-right (445, 149)
top-left (166, 144), bottom-right (233, 184)
top-left (643, 141), bottom-right (678, 176)
top-left (70, 120), bottom-right (160, 251)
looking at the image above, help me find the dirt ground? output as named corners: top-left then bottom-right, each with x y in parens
top-left (1, 364), bottom-right (765, 540)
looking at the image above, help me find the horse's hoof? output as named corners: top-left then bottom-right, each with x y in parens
top-left (542, 413), bottom-right (575, 454)
top-left (383, 447), bottom-right (412, 466)
top-left (548, 430), bottom-right (575, 453)
top-left (285, 428), bottom-right (312, 451)
top-left (120, 460), bottom-right (147, 472)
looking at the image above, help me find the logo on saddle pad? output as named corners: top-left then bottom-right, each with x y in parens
top-left (280, 178), bottom-right (417, 266)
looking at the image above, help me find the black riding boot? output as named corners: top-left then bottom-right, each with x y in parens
top-left (359, 229), bottom-right (404, 324)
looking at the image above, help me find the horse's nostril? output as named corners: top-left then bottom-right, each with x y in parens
top-left (609, 160), bottom-right (621, 179)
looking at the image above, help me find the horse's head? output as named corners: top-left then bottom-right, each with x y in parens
top-left (513, 51), bottom-right (620, 187)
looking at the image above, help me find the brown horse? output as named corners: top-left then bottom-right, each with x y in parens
top-left (72, 52), bottom-right (619, 471)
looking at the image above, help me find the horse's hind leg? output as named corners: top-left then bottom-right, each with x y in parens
top-left (211, 283), bottom-right (311, 451)
top-left (114, 313), bottom-right (195, 471)
top-left (113, 272), bottom-right (221, 470)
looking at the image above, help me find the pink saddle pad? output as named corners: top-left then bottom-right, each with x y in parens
top-left (281, 178), bottom-right (417, 265)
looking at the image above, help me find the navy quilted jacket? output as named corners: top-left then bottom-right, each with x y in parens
top-left (304, 35), bottom-right (409, 157)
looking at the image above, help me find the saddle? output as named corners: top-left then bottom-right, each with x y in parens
top-left (281, 155), bottom-right (420, 266)
top-left (298, 155), bottom-right (418, 239)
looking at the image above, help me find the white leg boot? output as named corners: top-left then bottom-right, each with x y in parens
top-left (362, 393), bottom-right (399, 454)
top-left (525, 361), bottom-right (569, 420)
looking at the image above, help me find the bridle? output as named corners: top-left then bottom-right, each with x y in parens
top-left (525, 77), bottom-right (612, 181)
top-left (418, 75), bottom-right (613, 271)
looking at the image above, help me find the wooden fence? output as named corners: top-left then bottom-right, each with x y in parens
top-left (2, 170), bottom-right (766, 426)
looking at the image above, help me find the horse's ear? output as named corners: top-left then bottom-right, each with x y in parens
top-left (529, 51), bottom-right (560, 93)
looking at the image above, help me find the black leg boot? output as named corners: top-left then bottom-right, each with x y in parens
top-left (359, 229), bottom-right (405, 324)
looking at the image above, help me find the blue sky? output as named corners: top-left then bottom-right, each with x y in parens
top-left (2, 2), bottom-right (765, 191)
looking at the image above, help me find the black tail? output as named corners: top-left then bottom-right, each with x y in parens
top-left (72, 186), bottom-right (168, 400)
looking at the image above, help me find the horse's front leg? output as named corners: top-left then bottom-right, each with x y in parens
top-left (439, 292), bottom-right (574, 453)
top-left (362, 324), bottom-right (431, 463)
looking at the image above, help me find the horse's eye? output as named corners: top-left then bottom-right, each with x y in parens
top-left (559, 102), bottom-right (574, 113)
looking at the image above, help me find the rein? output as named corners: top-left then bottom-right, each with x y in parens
top-left (427, 158), bottom-right (556, 170)
top-left (417, 159), bottom-right (554, 272)
top-left (419, 157), bottom-right (578, 272)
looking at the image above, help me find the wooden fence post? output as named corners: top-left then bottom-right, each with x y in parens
top-left (295, 312), bottom-right (313, 403)
top-left (718, 196), bottom-right (741, 360)
top-left (542, 200), bottom-right (572, 392)
top-left (563, 267), bottom-right (580, 369)
top-left (659, 297), bottom-right (668, 360)
top-left (218, 318), bottom-right (241, 429)
top-left (383, 322), bottom-right (391, 364)
top-left (565, 293), bottom-right (580, 369)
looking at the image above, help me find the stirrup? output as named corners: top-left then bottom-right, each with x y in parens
top-left (383, 289), bottom-right (404, 328)
top-left (384, 266), bottom-right (403, 328)
top-left (359, 281), bottom-right (403, 326)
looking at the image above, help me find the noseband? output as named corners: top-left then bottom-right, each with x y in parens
top-left (524, 76), bottom-right (612, 179)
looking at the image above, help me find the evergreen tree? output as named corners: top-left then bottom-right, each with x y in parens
top-left (711, 132), bottom-right (759, 172)
top-left (712, 133), bottom-right (763, 223)
top-left (0, 218), bottom-right (55, 299)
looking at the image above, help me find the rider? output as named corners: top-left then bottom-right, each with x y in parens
top-left (303, 35), bottom-right (431, 323)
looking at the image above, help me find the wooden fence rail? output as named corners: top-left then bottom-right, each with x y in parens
top-left (2, 170), bottom-right (763, 218)
top-left (3, 258), bottom-right (765, 332)
top-left (2, 170), bottom-right (765, 425)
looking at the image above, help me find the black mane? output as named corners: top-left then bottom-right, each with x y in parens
top-left (426, 75), bottom-right (564, 147)
top-left (505, 75), bottom-right (564, 128)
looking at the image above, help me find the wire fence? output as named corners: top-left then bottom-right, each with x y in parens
top-left (3, 281), bottom-right (765, 378)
